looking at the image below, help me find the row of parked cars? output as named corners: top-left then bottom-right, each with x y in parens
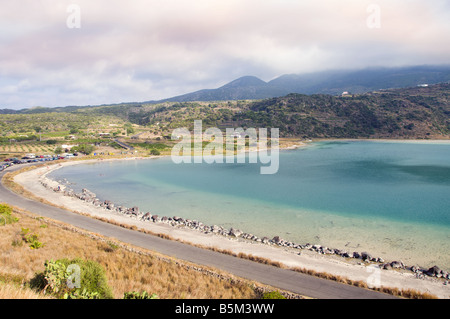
top-left (1, 153), bottom-right (78, 171)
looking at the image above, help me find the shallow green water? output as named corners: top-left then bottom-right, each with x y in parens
top-left (49, 141), bottom-right (450, 269)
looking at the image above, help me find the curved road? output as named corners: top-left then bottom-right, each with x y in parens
top-left (0, 164), bottom-right (397, 299)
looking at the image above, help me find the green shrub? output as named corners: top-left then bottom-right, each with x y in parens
top-left (72, 144), bottom-right (95, 155)
top-left (0, 204), bottom-right (19, 226)
top-left (262, 291), bottom-right (286, 299)
top-left (123, 291), bottom-right (159, 299)
top-left (150, 149), bottom-right (161, 156)
top-left (20, 228), bottom-right (44, 249)
top-left (32, 258), bottom-right (113, 299)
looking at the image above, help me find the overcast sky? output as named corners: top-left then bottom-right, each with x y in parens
top-left (1, 0), bottom-right (449, 109)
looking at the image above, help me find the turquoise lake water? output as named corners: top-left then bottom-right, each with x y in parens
top-left (49, 141), bottom-right (450, 270)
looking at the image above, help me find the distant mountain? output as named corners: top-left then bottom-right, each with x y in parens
top-left (152, 65), bottom-right (450, 103)
top-left (3, 65), bottom-right (449, 113)
top-left (155, 76), bottom-right (288, 103)
top-left (268, 65), bottom-right (450, 95)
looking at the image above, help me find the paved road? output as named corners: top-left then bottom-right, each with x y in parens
top-left (113, 139), bottom-right (134, 150)
top-left (0, 164), bottom-right (397, 299)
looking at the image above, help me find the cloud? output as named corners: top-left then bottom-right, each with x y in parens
top-left (0, 0), bottom-right (449, 109)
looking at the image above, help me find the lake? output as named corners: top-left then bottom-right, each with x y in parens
top-left (49, 140), bottom-right (450, 270)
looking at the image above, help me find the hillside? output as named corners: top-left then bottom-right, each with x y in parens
top-left (231, 83), bottom-right (450, 139)
top-left (1, 84), bottom-right (449, 145)
top-left (101, 83), bottom-right (450, 140)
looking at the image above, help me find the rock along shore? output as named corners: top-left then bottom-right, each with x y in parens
top-left (41, 176), bottom-right (450, 283)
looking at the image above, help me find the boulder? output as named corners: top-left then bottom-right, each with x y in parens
top-left (390, 261), bottom-right (405, 269)
top-left (342, 251), bottom-right (353, 258)
top-left (361, 252), bottom-right (372, 261)
top-left (272, 236), bottom-right (283, 244)
top-left (101, 200), bottom-right (112, 208)
top-left (426, 266), bottom-right (442, 277)
top-left (82, 188), bottom-right (96, 198)
top-left (210, 225), bottom-right (220, 233)
top-left (92, 199), bottom-right (101, 206)
top-left (229, 228), bottom-right (243, 238)
top-left (382, 263), bottom-right (392, 270)
top-left (410, 265), bottom-right (421, 273)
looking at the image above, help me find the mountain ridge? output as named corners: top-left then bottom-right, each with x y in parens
top-left (2, 65), bottom-right (449, 113)
top-left (150, 65), bottom-right (450, 103)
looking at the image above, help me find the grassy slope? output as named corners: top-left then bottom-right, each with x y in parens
top-left (0, 207), bottom-right (268, 299)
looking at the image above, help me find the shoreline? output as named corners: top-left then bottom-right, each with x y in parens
top-left (10, 151), bottom-right (450, 299)
top-left (311, 138), bottom-right (450, 144)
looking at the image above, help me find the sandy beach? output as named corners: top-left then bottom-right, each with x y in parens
top-left (11, 157), bottom-right (450, 299)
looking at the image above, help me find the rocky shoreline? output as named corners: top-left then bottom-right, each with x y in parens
top-left (41, 176), bottom-right (450, 283)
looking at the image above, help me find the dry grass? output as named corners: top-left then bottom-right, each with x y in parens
top-left (0, 207), bottom-right (264, 299)
top-left (93, 217), bottom-right (439, 299)
top-left (0, 283), bottom-right (52, 299)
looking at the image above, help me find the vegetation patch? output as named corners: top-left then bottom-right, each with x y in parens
top-left (0, 207), bottom-right (264, 299)
top-left (0, 203), bottom-right (19, 226)
top-left (123, 291), bottom-right (159, 299)
top-left (262, 291), bottom-right (287, 299)
top-left (20, 228), bottom-right (44, 250)
top-left (31, 258), bottom-right (113, 299)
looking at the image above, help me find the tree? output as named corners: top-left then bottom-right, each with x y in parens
top-left (124, 123), bottom-right (135, 136)
top-left (150, 149), bottom-right (160, 156)
top-left (72, 144), bottom-right (95, 155)
top-left (55, 146), bottom-right (63, 154)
